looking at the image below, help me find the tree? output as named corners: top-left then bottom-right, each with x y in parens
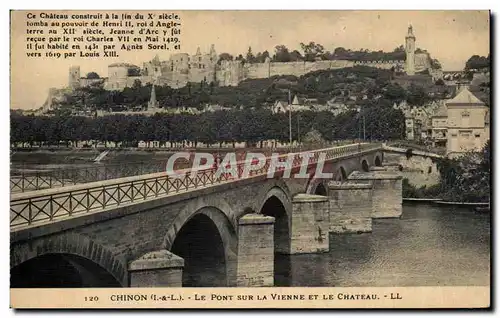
top-left (334, 47), bottom-right (349, 57)
top-left (132, 79), bottom-right (142, 89)
top-left (86, 72), bottom-right (100, 79)
top-left (290, 50), bottom-right (304, 62)
top-left (235, 54), bottom-right (245, 63)
top-left (406, 83), bottom-right (428, 106)
top-left (465, 54), bottom-right (490, 70)
top-left (246, 47), bottom-right (255, 63)
top-left (273, 45), bottom-right (292, 62)
top-left (435, 78), bottom-right (445, 86)
top-left (393, 45), bottom-right (405, 52)
top-left (300, 42), bottom-right (325, 62)
top-left (302, 128), bottom-right (325, 149)
top-left (384, 83), bottom-right (407, 102)
top-left (431, 58), bottom-right (442, 70)
top-left (218, 53), bottom-right (234, 64)
top-left (261, 50), bottom-right (271, 62)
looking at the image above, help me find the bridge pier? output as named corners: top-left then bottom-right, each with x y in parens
top-left (348, 170), bottom-right (403, 219)
top-left (290, 194), bottom-right (330, 254)
top-left (327, 181), bottom-right (373, 234)
top-left (128, 250), bottom-right (184, 287)
top-left (236, 214), bottom-right (275, 287)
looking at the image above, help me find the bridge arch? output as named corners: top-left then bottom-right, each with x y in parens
top-left (256, 186), bottom-right (293, 285)
top-left (334, 166), bottom-right (348, 181)
top-left (10, 233), bottom-right (126, 287)
top-left (258, 185), bottom-right (292, 253)
top-left (254, 179), bottom-right (293, 215)
top-left (164, 205), bottom-right (237, 287)
top-left (361, 159), bottom-right (370, 172)
top-left (314, 183), bottom-right (328, 196)
top-left (306, 177), bottom-right (329, 196)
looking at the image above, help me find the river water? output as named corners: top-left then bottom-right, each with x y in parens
top-left (276, 202), bottom-right (490, 287)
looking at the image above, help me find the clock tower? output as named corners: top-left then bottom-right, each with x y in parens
top-left (405, 25), bottom-right (416, 76)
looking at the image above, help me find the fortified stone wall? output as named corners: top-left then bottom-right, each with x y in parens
top-left (353, 60), bottom-right (405, 70)
top-left (384, 152), bottom-right (440, 188)
top-left (415, 53), bottom-right (431, 72)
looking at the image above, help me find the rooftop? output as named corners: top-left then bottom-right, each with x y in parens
top-left (108, 63), bottom-right (140, 68)
top-left (446, 87), bottom-right (485, 107)
top-left (432, 103), bottom-right (448, 117)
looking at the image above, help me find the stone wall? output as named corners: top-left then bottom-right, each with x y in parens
top-left (415, 53), bottom-right (431, 72)
top-left (384, 153), bottom-right (440, 188)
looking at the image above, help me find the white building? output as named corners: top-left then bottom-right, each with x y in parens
top-left (446, 87), bottom-right (490, 157)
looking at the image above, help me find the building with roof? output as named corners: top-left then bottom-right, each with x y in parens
top-left (431, 102), bottom-right (448, 147)
top-left (445, 86), bottom-right (490, 157)
top-left (271, 100), bottom-right (288, 114)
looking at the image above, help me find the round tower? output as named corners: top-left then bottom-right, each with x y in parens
top-left (68, 66), bottom-right (81, 89)
top-left (405, 25), bottom-right (416, 76)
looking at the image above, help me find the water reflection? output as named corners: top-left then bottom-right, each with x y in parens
top-left (282, 203), bottom-right (490, 287)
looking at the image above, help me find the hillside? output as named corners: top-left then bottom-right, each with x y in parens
top-left (49, 65), bottom-right (439, 114)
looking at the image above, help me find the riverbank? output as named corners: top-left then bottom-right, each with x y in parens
top-left (11, 146), bottom-right (301, 155)
top-left (403, 197), bottom-right (490, 213)
top-left (403, 198), bottom-right (442, 202)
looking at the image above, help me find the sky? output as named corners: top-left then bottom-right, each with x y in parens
top-left (10, 10), bottom-right (490, 110)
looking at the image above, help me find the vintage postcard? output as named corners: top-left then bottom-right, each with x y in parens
top-left (9, 10), bottom-right (491, 309)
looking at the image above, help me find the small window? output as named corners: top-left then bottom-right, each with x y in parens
top-left (428, 166), bottom-right (432, 174)
top-left (181, 58), bottom-right (183, 62)
top-left (199, 57), bottom-right (202, 62)
top-left (199, 63), bottom-right (202, 68)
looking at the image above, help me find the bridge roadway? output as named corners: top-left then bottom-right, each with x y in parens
top-left (10, 142), bottom-right (441, 288)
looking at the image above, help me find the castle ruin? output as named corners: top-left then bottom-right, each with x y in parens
top-left (67, 26), bottom-right (440, 93)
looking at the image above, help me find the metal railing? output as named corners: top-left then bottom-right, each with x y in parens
top-left (10, 160), bottom-right (174, 193)
top-left (10, 143), bottom-right (381, 229)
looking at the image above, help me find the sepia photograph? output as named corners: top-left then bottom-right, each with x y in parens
top-left (8, 9), bottom-right (491, 309)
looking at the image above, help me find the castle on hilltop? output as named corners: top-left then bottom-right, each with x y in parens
top-left (57, 25), bottom-right (443, 108)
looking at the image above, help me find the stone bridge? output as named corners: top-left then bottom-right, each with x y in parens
top-left (11, 143), bottom-right (409, 288)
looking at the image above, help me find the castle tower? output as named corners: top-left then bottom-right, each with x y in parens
top-left (68, 66), bottom-right (81, 89)
top-left (405, 25), bottom-right (416, 76)
top-left (148, 83), bottom-right (158, 110)
top-left (210, 44), bottom-right (217, 59)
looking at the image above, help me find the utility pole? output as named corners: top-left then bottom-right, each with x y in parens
top-left (288, 88), bottom-right (292, 149)
top-left (297, 114), bottom-right (300, 148)
top-left (363, 112), bottom-right (366, 141)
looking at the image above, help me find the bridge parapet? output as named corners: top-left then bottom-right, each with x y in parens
top-left (382, 144), bottom-right (443, 159)
top-left (11, 143), bottom-right (382, 230)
